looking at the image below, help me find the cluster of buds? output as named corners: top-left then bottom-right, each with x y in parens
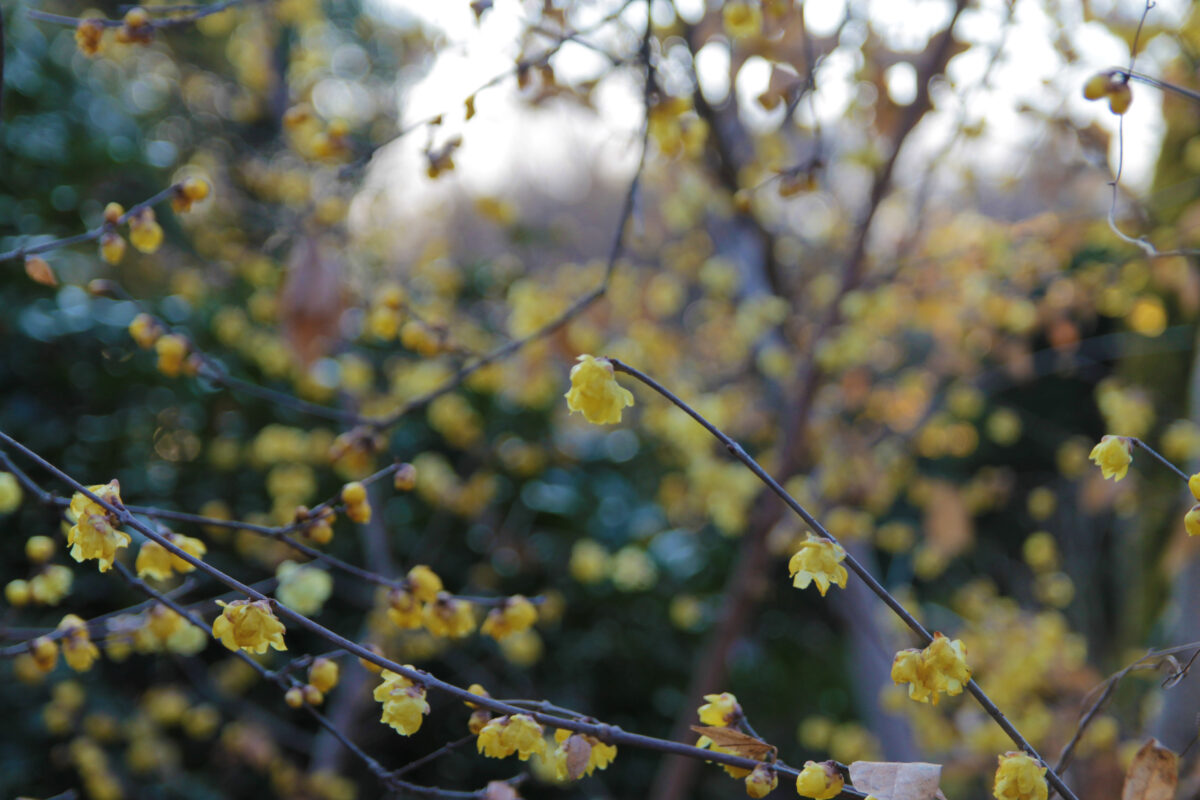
top-left (1083, 70), bottom-right (1132, 115)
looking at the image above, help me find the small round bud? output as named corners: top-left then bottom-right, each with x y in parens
top-left (302, 684), bottom-right (324, 705)
top-left (25, 536), bottom-right (55, 564)
top-left (394, 463), bottom-right (417, 492)
top-left (285, 686), bottom-right (304, 708)
top-left (1108, 82), bottom-right (1133, 115)
top-left (103, 202), bottom-right (125, 224)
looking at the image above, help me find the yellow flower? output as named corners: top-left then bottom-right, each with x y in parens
top-left (172, 177), bottom-right (211, 213)
top-left (387, 587), bottom-right (425, 629)
top-left (795, 761), bottom-right (843, 800)
top-left (1187, 505), bottom-right (1200, 538)
top-left (309, 657), bottom-right (339, 693)
top-left (723, 2), bottom-right (762, 40)
top-left (275, 561), bottom-right (332, 614)
top-left (129, 208), bottom-right (163, 253)
top-left (128, 313), bottom-right (161, 349)
top-left (211, 599), bottom-right (287, 654)
top-left (66, 481), bottom-right (130, 572)
top-left (406, 564), bottom-right (443, 602)
top-left (373, 669), bottom-right (429, 735)
top-left (155, 334), bottom-right (189, 377)
top-left (788, 534), bottom-right (848, 596)
top-left (0, 471), bottom-right (23, 513)
top-left (75, 19), bottom-right (104, 56)
top-left (745, 763), bottom-right (778, 798)
top-left (423, 593), bottom-right (476, 638)
top-left (891, 633), bottom-right (970, 705)
top-left (135, 533), bottom-right (207, 581)
top-left (697, 692), bottom-right (741, 727)
top-left (30, 564), bottom-right (73, 605)
top-left (481, 595), bottom-right (538, 641)
top-left (100, 232), bottom-right (126, 264)
top-left (1088, 435), bottom-right (1131, 481)
top-left (58, 614), bottom-right (100, 672)
top-left (476, 714), bottom-right (546, 761)
top-left (993, 751), bottom-right (1048, 800)
top-left (564, 355), bottom-right (634, 425)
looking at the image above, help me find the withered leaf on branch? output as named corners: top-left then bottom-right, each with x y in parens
top-left (690, 725), bottom-right (777, 761)
top-left (279, 234), bottom-right (345, 366)
top-left (483, 780), bottom-right (519, 800)
top-left (562, 733), bottom-right (592, 781)
top-left (848, 761), bottom-right (944, 800)
top-left (1121, 738), bottom-right (1177, 800)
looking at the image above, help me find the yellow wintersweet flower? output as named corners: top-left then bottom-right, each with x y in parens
top-left (309, 657), bottom-right (339, 693)
top-left (274, 561), bottom-right (332, 615)
top-left (135, 533), bottom-right (207, 581)
top-left (0, 471), bottom-right (23, 513)
top-left (697, 692), bottom-right (741, 727)
top-left (788, 534), bottom-right (848, 596)
top-left (476, 714), bottom-right (546, 761)
top-left (480, 595), bottom-right (538, 641)
top-left (129, 208), bottom-right (163, 254)
top-left (1187, 505), bottom-right (1200, 538)
top-left (993, 751), bottom-right (1048, 800)
top-left (422, 593), bottom-right (476, 638)
top-left (795, 760), bottom-right (843, 800)
top-left (745, 763), bottom-right (778, 798)
top-left (211, 599), bottom-right (287, 654)
top-left (373, 669), bottom-right (429, 736)
top-left (155, 334), bottom-right (189, 377)
top-left (66, 481), bottom-right (130, 572)
top-left (387, 587), bottom-right (424, 629)
top-left (1088, 435), bottom-right (1131, 481)
top-left (891, 632), bottom-right (970, 705)
top-left (564, 355), bottom-right (634, 425)
top-left (58, 614), bottom-right (100, 672)
top-left (406, 564), bottom-right (443, 602)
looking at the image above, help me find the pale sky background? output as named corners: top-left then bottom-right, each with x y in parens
top-left (359, 0), bottom-right (1191, 227)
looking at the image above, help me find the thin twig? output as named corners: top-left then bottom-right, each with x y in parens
top-left (0, 428), bottom-right (853, 787)
top-left (608, 358), bottom-right (1081, 800)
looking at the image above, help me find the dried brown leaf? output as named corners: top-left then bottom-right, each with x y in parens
top-left (563, 734), bottom-right (592, 781)
top-left (848, 761), bottom-right (943, 800)
top-left (691, 726), bottom-right (777, 761)
top-left (279, 235), bottom-right (345, 366)
top-left (1122, 738), bottom-right (1177, 800)
top-left (483, 780), bottom-right (519, 800)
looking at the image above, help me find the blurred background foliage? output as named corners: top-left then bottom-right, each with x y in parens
top-left (5, 1), bottom-right (1200, 799)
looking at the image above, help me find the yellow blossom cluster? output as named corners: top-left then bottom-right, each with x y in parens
top-left (480, 595), bottom-right (538, 641)
top-left (58, 614), bottom-right (101, 672)
top-left (386, 565), bottom-right (477, 638)
top-left (476, 714), bottom-right (546, 760)
top-left (135, 532), bottom-right (207, 581)
top-left (67, 481), bottom-right (130, 572)
top-left (891, 633), bottom-right (971, 705)
top-left (341, 481), bottom-right (372, 524)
